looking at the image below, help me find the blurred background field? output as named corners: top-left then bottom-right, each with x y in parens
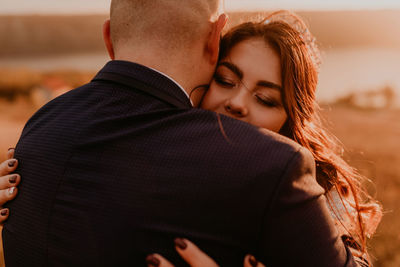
top-left (0, 5), bottom-right (400, 267)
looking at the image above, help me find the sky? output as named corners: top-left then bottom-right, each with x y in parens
top-left (1, 0), bottom-right (400, 14)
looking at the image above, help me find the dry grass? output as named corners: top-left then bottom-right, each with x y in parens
top-left (0, 97), bottom-right (37, 154)
top-left (0, 98), bottom-right (398, 266)
top-left (321, 105), bottom-right (400, 266)
top-left (0, 68), bottom-right (95, 97)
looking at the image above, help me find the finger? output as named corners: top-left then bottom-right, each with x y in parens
top-left (0, 174), bottom-right (21, 190)
top-left (146, 253), bottom-right (174, 267)
top-left (7, 148), bottom-right (15, 160)
top-left (0, 159), bottom-right (18, 176)
top-left (174, 238), bottom-right (219, 267)
top-left (0, 208), bottom-right (9, 223)
top-left (0, 187), bottom-right (18, 207)
top-left (243, 255), bottom-right (266, 267)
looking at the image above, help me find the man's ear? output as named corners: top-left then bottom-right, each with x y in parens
top-left (206, 14), bottom-right (228, 65)
top-left (103, 19), bottom-right (115, 60)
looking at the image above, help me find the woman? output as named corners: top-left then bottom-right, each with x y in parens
top-left (145, 10), bottom-right (382, 266)
top-left (0, 10), bottom-right (381, 267)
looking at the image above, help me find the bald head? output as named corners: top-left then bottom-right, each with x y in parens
top-left (104, 0), bottom-right (226, 94)
top-left (110, 0), bottom-right (222, 53)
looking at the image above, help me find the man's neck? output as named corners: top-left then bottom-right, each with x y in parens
top-left (114, 53), bottom-right (196, 98)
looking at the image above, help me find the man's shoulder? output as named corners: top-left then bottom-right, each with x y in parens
top-left (167, 108), bottom-right (305, 172)
top-left (182, 108), bottom-right (301, 151)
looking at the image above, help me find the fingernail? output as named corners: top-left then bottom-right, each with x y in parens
top-left (174, 238), bottom-right (187, 250)
top-left (249, 255), bottom-right (258, 267)
top-left (9, 175), bottom-right (17, 184)
top-left (8, 148), bottom-right (14, 152)
top-left (145, 255), bottom-right (160, 267)
top-left (1, 209), bottom-right (8, 216)
top-left (9, 187), bottom-right (16, 194)
top-left (8, 159), bottom-right (16, 168)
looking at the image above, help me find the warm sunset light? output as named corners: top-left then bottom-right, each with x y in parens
top-left (2, 0), bottom-right (400, 14)
top-left (0, 2), bottom-right (399, 266)
top-left (226, 0), bottom-right (400, 11)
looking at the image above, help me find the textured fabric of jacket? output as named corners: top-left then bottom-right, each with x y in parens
top-left (3, 60), bottom-right (356, 267)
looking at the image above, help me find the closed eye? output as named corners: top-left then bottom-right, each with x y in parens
top-left (255, 94), bottom-right (281, 108)
top-left (214, 74), bottom-right (236, 88)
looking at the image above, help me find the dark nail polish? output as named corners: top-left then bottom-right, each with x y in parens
top-left (174, 238), bottom-right (187, 250)
top-left (145, 255), bottom-right (160, 267)
top-left (8, 160), bottom-right (16, 168)
top-left (1, 209), bottom-right (8, 216)
top-left (249, 256), bottom-right (258, 267)
top-left (9, 175), bottom-right (17, 184)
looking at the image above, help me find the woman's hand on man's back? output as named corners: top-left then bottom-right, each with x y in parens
top-left (146, 238), bottom-right (266, 267)
top-left (0, 148), bottom-right (20, 222)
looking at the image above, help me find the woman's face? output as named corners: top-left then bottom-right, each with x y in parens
top-left (201, 38), bottom-right (287, 133)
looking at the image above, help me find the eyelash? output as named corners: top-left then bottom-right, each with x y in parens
top-left (255, 94), bottom-right (280, 108)
top-left (214, 74), bottom-right (236, 88)
top-left (214, 73), bottom-right (281, 108)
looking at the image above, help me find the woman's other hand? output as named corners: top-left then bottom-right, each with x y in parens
top-left (0, 148), bottom-right (20, 222)
top-left (146, 238), bottom-right (265, 267)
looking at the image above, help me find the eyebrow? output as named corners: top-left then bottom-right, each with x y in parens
top-left (218, 61), bottom-right (282, 91)
top-left (257, 81), bottom-right (282, 91)
top-left (218, 61), bottom-right (243, 79)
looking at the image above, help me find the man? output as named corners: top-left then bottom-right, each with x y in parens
top-left (3, 1), bottom-right (356, 266)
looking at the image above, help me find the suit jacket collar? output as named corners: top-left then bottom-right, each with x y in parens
top-left (92, 60), bottom-right (192, 109)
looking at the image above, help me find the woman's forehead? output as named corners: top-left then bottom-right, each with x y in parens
top-left (221, 38), bottom-right (282, 86)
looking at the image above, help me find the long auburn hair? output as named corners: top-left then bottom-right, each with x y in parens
top-left (219, 11), bottom-right (382, 258)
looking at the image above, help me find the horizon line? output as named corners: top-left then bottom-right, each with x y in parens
top-left (2, 7), bottom-right (400, 16)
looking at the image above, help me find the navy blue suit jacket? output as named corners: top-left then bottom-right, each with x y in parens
top-left (3, 60), bottom-right (356, 266)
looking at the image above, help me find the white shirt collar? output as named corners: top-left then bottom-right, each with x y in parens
top-left (147, 66), bottom-right (193, 106)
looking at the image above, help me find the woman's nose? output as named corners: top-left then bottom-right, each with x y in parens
top-left (224, 92), bottom-right (248, 117)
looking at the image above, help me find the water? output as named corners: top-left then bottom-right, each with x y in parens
top-left (317, 47), bottom-right (400, 106)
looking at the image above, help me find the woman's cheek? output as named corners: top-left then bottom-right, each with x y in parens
top-left (270, 112), bottom-right (288, 133)
top-left (201, 88), bottom-right (221, 111)
top-left (255, 109), bottom-right (288, 133)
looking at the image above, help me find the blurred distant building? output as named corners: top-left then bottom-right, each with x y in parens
top-left (335, 85), bottom-right (397, 109)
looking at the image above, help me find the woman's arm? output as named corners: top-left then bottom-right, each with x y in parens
top-left (0, 148), bottom-right (20, 222)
